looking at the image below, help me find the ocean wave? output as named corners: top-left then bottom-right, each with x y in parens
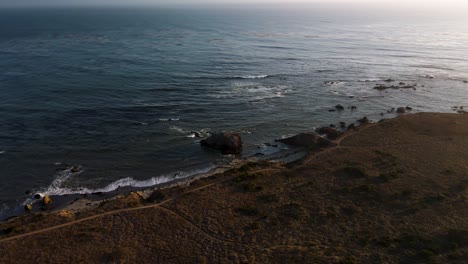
top-left (0, 150), bottom-right (5, 154)
top-left (358, 78), bottom-right (384, 82)
top-left (243, 85), bottom-right (290, 101)
top-left (159, 117), bottom-right (180, 122)
top-left (37, 166), bottom-right (215, 197)
top-left (233, 75), bottom-right (269, 79)
top-left (169, 125), bottom-right (186, 134)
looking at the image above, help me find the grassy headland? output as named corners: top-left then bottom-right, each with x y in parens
top-left (0, 113), bottom-right (468, 263)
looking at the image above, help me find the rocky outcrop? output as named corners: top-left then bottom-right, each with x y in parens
top-left (277, 132), bottom-right (336, 149)
top-left (201, 131), bottom-right (243, 155)
top-left (315, 127), bottom-right (341, 140)
top-left (42, 196), bottom-right (51, 207)
top-left (358, 117), bottom-right (369, 123)
top-left (57, 210), bottom-right (73, 218)
top-left (24, 204), bottom-right (33, 212)
top-left (397, 107), bottom-right (406, 114)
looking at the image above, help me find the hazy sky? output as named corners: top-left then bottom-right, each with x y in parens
top-left (1, 0), bottom-right (467, 9)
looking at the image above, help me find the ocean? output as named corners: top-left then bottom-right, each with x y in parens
top-left (1, 6), bottom-right (467, 218)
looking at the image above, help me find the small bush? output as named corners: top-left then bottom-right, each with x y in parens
top-left (242, 183), bottom-right (263, 192)
top-left (353, 184), bottom-right (375, 193)
top-left (257, 194), bottom-right (278, 203)
top-left (279, 202), bottom-right (304, 220)
top-left (419, 249), bottom-right (436, 262)
top-left (379, 171), bottom-right (399, 182)
top-left (337, 166), bottom-right (368, 178)
top-left (236, 206), bottom-right (259, 216)
top-left (106, 247), bottom-right (135, 262)
top-left (233, 173), bottom-right (257, 184)
top-left (244, 222), bottom-right (260, 231)
top-left (1, 226), bottom-right (19, 234)
top-left (340, 256), bottom-right (357, 264)
top-left (447, 229), bottom-right (468, 247)
top-left (146, 190), bottom-right (165, 203)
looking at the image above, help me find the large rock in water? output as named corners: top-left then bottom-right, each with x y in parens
top-left (277, 132), bottom-right (336, 149)
top-left (200, 131), bottom-right (243, 155)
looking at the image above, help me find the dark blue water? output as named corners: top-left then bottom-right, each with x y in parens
top-left (1, 7), bottom-right (468, 217)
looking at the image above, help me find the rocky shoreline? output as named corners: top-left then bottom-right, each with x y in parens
top-left (15, 105), bottom-right (419, 220)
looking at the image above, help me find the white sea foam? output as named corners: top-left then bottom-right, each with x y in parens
top-left (0, 151), bottom-right (5, 154)
top-left (235, 75), bottom-right (269, 79)
top-left (159, 118), bottom-right (180, 122)
top-left (169, 125), bottom-right (186, 134)
top-left (40, 166), bottom-right (215, 196)
top-left (358, 78), bottom-right (383, 82)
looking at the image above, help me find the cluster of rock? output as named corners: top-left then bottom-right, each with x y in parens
top-left (329, 104), bottom-right (357, 112)
top-left (24, 194), bottom-right (52, 212)
top-left (199, 104), bottom-right (414, 156)
top-left (374, 82), bottom-right (417, 91)
top-left (452, 106), bottom-right (466, 114)
top-left (384, 106), bottom-right (413, 115)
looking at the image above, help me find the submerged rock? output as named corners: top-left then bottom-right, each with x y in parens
top-left (201, 131), bottom-right (243, 155)
top-left (339, 122), bottom-right (346, 129)
top-left (71, 166), bottom-right (81, 173)
top-left (405, 106), bottom-right (413, 111)
top-left (335, 104), bottom-right (345, 111)
top-left (397, 107), bottom-right (406, 114)
top-left (277, 132), bottom-right (336, 149)
top-left (374, 84), bottom-right (416, 90)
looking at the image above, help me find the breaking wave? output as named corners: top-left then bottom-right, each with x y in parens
top-left (233, 74), bottom-right (269, 79)
top-left (38, 166), bottom-right (215, 196)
